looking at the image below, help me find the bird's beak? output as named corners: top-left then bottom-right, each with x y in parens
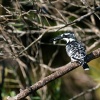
top-left (50, 34), bottom-right (63, 42)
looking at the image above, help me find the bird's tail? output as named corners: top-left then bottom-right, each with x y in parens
top-left (82, 63), bottom-right (89, 70)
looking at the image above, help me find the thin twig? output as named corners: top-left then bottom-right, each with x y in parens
top-left (87, 40), bottom-right (100, 52)
top-left (69, 83), bottom-right (100, 100)
top-left (48, 46), bottom-right (59, 67)
top-left (57, 6), bottom-right (100, 31)
top-left (18, 28), bottom-right (51, 55)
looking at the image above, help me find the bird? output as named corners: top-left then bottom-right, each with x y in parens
top-left (50, 32), bottom-right (89, 70)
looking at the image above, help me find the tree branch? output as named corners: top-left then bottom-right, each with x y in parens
top-left (69, 83), bottom-right (100, 100)
top-left (57, 6), bottom-right (100, 31)
top-left (7, 48), bottom-right (100, 100)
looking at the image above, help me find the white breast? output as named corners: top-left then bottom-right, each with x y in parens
top-left (63, 38), bottom-right (75, 43)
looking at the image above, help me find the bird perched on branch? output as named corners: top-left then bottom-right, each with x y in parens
top-left (50, 32), bottom-right (89, 70)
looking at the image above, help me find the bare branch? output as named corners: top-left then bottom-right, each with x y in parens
top-left (7, 48), bottom-right (100, 100)
top-left (57, 6), bottom-right (100, 31)
top-left (87, 40), bottom-right (100, 52)
top-left (18, 28), bottom-right (51, 56)
top-left (69, 83), bottom-right (100, 100)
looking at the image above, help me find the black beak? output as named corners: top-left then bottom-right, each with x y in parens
top-left (50, 34), bottom-right (63, 42)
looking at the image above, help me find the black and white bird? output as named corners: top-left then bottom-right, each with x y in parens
top-left (50, 32), bottom-right (89, 70)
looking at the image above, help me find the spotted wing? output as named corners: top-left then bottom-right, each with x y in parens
top-left (66, 41), bottom-right (86, 64)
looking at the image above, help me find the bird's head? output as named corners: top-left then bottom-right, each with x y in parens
top-left (50, 32), bottom-right (76, 44)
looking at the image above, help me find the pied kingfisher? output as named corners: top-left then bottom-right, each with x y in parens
top-left (51, 32), bottom-right (89, 70)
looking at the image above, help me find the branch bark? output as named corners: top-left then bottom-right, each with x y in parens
top-left (7, 48), bottom-right (100, 100)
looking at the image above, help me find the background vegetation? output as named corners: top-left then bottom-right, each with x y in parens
top-left (0, 0), bottom-right (100, 100)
